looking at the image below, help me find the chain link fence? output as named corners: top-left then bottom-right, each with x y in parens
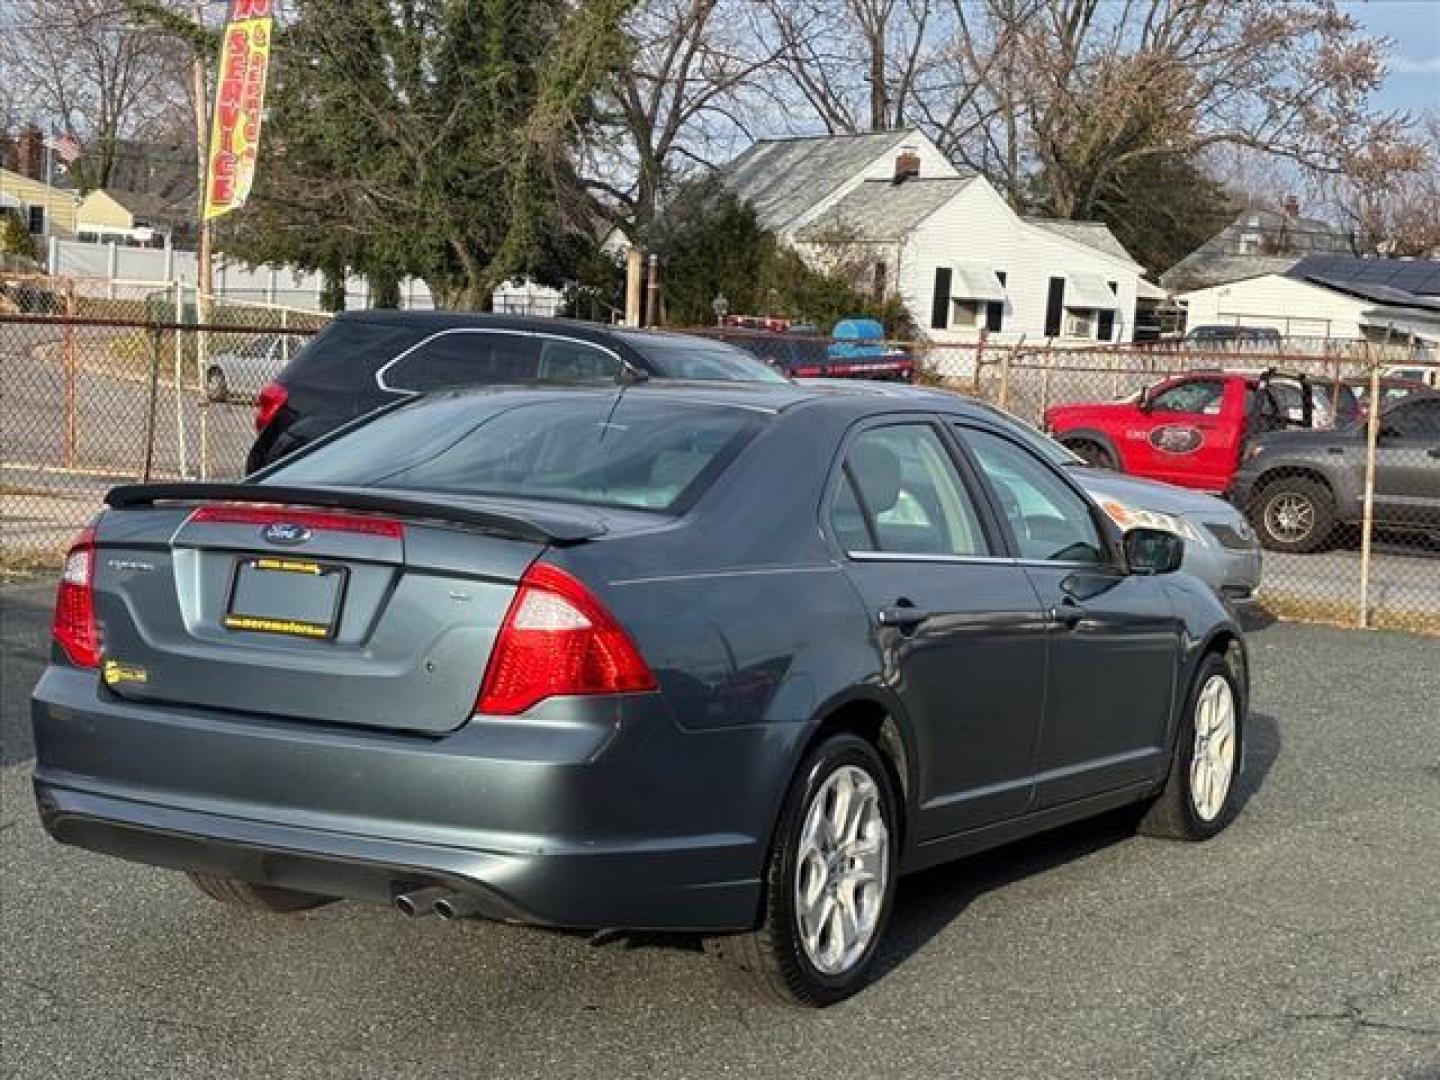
top-left (3, 274), bottom-right (326, 569)
top-left (916, 339), bottom-right (1439, 634)
top-left (3, 286), bottom-right (1437, 634)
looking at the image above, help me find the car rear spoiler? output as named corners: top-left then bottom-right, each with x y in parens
top-left (105, 483), bottom-right (605, 545)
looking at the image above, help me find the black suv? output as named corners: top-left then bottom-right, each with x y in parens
top-left (247, 312), bottom-right (787, 471)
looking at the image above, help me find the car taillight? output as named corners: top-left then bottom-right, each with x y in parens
top-left (477, 562), bottom-right (656, 716)
top-left (52, 524), bottom-right (100, 668)
top-left (255, 380), bottom-right (289, 432)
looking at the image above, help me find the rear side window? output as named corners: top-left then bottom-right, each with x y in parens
top-left (385, 332), bottom-right (540, 391)
top-left (281, 320), bottom-right (424, 387)
top-left (267, 393), bottom-right (761, 512)
top-left (832, 425), bottom-right (988, 556)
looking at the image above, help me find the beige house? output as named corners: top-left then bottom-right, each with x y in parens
top-left (0, 168), bottom-right (80, 239)
top-left (75, 188), bottom-right (188, 248)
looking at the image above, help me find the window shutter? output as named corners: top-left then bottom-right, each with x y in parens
top-left (1096, 280), bottom-right (1118, 340)
top-left (986, 271), bottom-right (1006, 332)
top-left (931, 267), bottom-right (952, 330)
top-left (1044, 277), bottom-right (1065, 337)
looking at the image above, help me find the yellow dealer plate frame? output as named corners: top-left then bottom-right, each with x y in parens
top-left (223, 556), bottom-right (347, 640)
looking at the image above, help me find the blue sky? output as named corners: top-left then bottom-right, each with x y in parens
top-left (1346, 0), bottom-right (1440, 112)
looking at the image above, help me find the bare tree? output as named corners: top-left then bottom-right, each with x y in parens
top-left (602, 0), bottom-right (781, 234)
top-left (758, 0), bottom-right (949, 134)
top-left (0, 0), bottom-right (189, 189)
top-left (1326, 111), bottom-right (1440, 257)
top-left (930, 0), bottom-right (1418, 222)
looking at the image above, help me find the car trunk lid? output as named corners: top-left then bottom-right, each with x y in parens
top-left (89, 484), bottom-right (605, 735)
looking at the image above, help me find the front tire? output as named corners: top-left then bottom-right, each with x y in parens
top-left (186, 872), bottom-right (332, 913)
top-left (1251, 475), bottom-right (1335, 553)
top-left (706, 734), bottom-right (899, 1006)
top-left (1138, 653), bottom-right (1244, 841)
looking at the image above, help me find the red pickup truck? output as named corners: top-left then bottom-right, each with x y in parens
top-left (1043, 370), bottom-right (1360, 493)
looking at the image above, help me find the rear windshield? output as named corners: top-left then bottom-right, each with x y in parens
top-left (619, 334), bottom-right (789, 382)
top-left (265, 393), bottom-right (762, 512)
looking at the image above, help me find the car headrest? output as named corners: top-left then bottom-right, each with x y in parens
top-left (851, 441), bottom-right (902, 514)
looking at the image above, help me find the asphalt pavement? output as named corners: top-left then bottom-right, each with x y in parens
top-left (2, 578), bottom-right (1438, 1079)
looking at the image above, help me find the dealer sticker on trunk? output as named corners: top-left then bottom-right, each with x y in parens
top-left (102, 659), bottom-right (148, 686)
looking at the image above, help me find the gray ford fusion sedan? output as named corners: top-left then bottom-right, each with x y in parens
top-left (33, 382), bottom-right (1248, 1006)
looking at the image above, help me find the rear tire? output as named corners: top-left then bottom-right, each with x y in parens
top-left (705, 734), bottom-right (899, 1007)
top-left (1251, 476), bottom-right (1334, 553)
top-left (186, 871), bottom-right (332, 913)
top-left (1138, 653), bottom-right (1244, 841)
top-left (1063, 437), bottom-right (1118, 470)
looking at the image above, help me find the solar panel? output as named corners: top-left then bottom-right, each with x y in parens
top-left (1288, 253), bottom-right (1440, 295)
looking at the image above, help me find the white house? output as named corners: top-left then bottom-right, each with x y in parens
top-left (718, 130), bottom-right (1154, 344)
top-left (1176, 272), bottom-right (1440, 344)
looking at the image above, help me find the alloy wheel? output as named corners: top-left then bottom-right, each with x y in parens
top-left (1263, 491), bottom-right (1314, 544)
top-left (1189, 674), bottom-right (1237, 822)
top-left (794, 765), bottom-right (889, 976)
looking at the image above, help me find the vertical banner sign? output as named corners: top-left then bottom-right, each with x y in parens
top-left (203, 0), bottom-right (275, 220)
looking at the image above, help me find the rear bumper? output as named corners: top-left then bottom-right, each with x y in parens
top-left (31, 666), bottom-right (784, 932)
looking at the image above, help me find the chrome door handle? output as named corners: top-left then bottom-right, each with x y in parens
top-left (1050, 597), bottom-right (1086, 629)
top-left (877, 605), bottom-right (931, 629)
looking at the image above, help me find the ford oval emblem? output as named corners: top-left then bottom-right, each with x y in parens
top-left (261, 522), bottom-right (312, 546)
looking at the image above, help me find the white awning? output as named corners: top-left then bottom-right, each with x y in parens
top-left (1065, 272), bottom-right (1118, 310)
top-left (951, 263), bottom-right (1007, 302)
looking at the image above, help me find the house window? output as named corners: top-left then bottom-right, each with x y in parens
top-left (1064, 309), bottom-right (1097, 339)
top-left (27, 206), bottom-right (45, 234)
top-left (873, 260), bottom-right (887, 301)
top-left (1239, 231), bottom-right (1262, 255)
top-left (952, 300), bottom-right (982, 328)
top-left (986, 271), bottom-right (1007, 332)
top-left (931, 267), bottom-right (952, 329)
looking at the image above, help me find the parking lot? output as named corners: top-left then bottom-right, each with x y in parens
top-left (2, 578), bottom-right (1437, 1079)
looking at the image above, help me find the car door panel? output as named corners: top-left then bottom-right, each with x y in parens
top-left (955, 423), bottom-right (1182, 808)
top-left (830, 421), bottom-right (1048, 840)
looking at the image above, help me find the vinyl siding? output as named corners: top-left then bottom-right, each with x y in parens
top-left (894, 178), bottom-right (1142, 344)
top-left (0, 169), bottom-right (80, 236)
top-left (1178, 275), bottom-right (1372, 339)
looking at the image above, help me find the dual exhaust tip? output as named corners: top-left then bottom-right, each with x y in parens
top-left (394, 885), bottom-right (482, 921)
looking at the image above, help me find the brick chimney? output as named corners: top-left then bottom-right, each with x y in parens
top-left (893, 145), bottom-right (921, 184)
top-left (1282, 194), bottom-right (1300, 220)
top-left (15, 125), bottom-right (44, 181)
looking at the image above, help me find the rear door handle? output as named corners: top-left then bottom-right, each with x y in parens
top-left (877, 605), bottom-right (931, 629)
top-left (1050, 597), bottom-right (1086, 629)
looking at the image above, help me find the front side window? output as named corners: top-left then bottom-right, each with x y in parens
top-left (386, 332), bottom-right (540, 391)
top-left (1151, 378), bottom-right (1226, 415)
top-left (960, 427), bottom-right (1107, 564)
top-left (831, 424), bottom-right (988, 557)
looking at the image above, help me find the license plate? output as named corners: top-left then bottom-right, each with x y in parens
top-left (224, 557), bottom-right (347, 639)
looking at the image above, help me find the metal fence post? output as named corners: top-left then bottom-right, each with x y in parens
top-left (143, 328), bottom-right (162, 483)
top-left (63, 277), bottom-right (77, 468)
top-left (173, 279), bottom-right (189, 478)
top-left (997, 347), bottom-right (1011, 410)
top-left (1356, 357), bottom-right (1382, 630)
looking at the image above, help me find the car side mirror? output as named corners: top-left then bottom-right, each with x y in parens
top-left (1124, 527), bottom-right (1184, 576)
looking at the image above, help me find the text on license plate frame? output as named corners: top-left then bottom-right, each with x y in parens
top-left (223, 556), bottom-right (348, 640)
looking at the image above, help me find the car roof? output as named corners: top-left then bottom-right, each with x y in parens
top-left (411, 378), bottom-right (998, 420)
top-left (332, 310), bottom-right (737, 350)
